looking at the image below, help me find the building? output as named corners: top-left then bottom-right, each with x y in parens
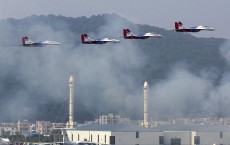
top-left (30, 124), bottom-right (36, 132)
top-left (65, 124), bottom-right (230, 145)
top-left (1, 122), bottom-right (17, 128)
top-left (3, 126), bottom-right (17, 135)
top-left (95, 114), bottom-right (130, 125)
top-left (0, 127), bottom-right (3, 136)
top-left (36, 121), bottom-right (52, 135)
top-left (52, 123), bottom-right (66, 129)
top-left (17, 120), bottom-right (30, 134)
top-left (0, 123), bottom-right (17, 135)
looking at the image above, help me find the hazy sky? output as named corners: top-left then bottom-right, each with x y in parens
top-left (0, 0), bottom-right (229, 39)
top-left (1, 0), bottom-right (230, 121)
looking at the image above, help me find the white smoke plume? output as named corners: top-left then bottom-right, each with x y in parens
top-left (0, 14), bottom-right (144, 122)
top-left (147, 40), bottom-right (230, 120)
top-left (149, 65), bottom-right (213, 119)
top-left (0, 14), bottom-right (229, 123)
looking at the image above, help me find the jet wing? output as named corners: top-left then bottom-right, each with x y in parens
top-left (42, 40), bottom-right (62, 45)
top-left (195, 25), bottom-right (215, 31)
top-left (110, 39), bottom-right (120, 43)
top-left (99, 38), bottom-right (113, 42)
top-left (143, 32), bottom-right (162, 38)
top-left (99, 38), bottom-right (120, 43)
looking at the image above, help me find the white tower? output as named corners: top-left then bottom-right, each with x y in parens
top-left (143, 81), bottom-right (149, 127)
top-left (68, 76), bottom-right (74, 128)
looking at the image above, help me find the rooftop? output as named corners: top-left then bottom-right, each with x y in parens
top-left (69, 124), bottom-right (230, 132)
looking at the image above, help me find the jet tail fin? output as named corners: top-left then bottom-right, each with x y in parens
top-left (175, 22), bottom-right (179, 30)
top-left (175, 21), bottom-right (183, 30)
top-left (22, 37), bottom-right (25, 46)
top-left (123, 29), bottom-right (132, 38)
top-left (81, 34), bottom-right (85, 43)
top-left (123, 29), bottom-right (127, 38)
top-left (22, 36), bottom-right (34, 46)
top-left (81, 34), bottom-right (94, 43)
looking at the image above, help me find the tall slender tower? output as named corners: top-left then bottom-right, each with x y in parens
top-left (143, 81), bottom-right (149, 127)
top-left (68, 76), bottom-right (74, 128)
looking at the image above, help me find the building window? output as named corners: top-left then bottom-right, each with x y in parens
top-left (98, 135), bottom-right (99, 143)
top-left (91, 134), bottom-right (93, 142)
top-left (78, 134), bottom-right (79, 141)
top-left (159, 136), bottom-right (164, 145)
top-left (71, 134), bottom-right (73, 141)
top-left (171, 138), bottom-right (181, 145)
top-left (105, 135), bottom-right (106, 143)
top-left (220, 132), bottom-right (223, 138)
top-left (194, 136), bottom-right (200, 144)
top-left (110, 136), bottom-right (115, 145)
top-left (136, 132), bottom-right (139, 138)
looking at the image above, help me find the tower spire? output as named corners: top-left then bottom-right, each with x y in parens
top-left (143, 81), bottom-right (149, 127)
top-left (68, 76), bottom-right (74, 128)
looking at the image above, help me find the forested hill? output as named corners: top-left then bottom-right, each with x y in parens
top-left (0, 14), bottom-right (228, 122)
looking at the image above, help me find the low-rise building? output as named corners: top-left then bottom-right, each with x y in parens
top-left (30, 124), bottom-right (36, 132)
top-left (36, 121), bottom-right (51, 135)
top-left (65, 124), bottom-right (230, 145)
top-left (0, 127), bottom-right (3, 136)
top-left (52, 123), bottom-right (66, 129)
top-left (3, 126), bottom-right (17, 135)
top-left (96, 114), bottom-right (130, 125)
top-left (17, 120), bottom-right (30, 134)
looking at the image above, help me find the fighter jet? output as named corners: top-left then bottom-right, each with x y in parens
top-left (22, 36), bottom-right (62, 47)
top-left (81, 34), bottom-right (120, 44)
top-left (175, 21), bottom-right (215, 32)
top-left (123, 28), bottom-right (162, 39)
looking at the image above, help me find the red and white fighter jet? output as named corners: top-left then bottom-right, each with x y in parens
top-left (22, 36), bottom-right (62, 47)
top-left (81, 34), bottom-right (120, 44)
top-left (123, 28), bottom-right (162, 39)
top-left (175, 21), bottom-right (215, 32)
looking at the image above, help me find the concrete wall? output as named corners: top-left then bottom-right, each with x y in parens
top-left (66, 130), bottom-right (112, 144)
top-left (66, 130), bottom-right (230, 145)
top-left (0, 128), bottom-right (3, 136)
top-left (112, 131), bottom-right (163, 145)
top-left (163, 131), bottom-right (196, 145)
top-left (197, 131), bottom-right (230, 145)
top-left (67, 130), bottom-right (163, 145)
top-left (89, 131), bottom-right (111, 144)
